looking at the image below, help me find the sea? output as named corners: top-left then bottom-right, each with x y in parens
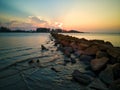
top-left (0, 33), bottom-right (120, 90)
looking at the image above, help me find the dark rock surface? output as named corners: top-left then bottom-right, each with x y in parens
top-left (109, 79), bottom-right (120, 90)
top-left (51, 33), bottom-right (120, 90)
top-left (91, 57), bottom-right (109, 71)
top-left (72, 70), bottom-right (93, 85)
top-left (99, 63), bottom-right (120, 85)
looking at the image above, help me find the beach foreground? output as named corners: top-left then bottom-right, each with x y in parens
top-left (0, 33), bottom-right (120, 90)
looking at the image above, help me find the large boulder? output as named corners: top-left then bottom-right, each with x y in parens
top-left (63, 46), bottom-right (73, 53)
top-left (72, 70), bottom-right (93, 85)
top-left (74, 50), bottom-right (84, 57)
top-left (105, 41), bottom-right (113, 46)
top-left (98, 44), bottom-right (110, 51)
top-left (107, 47), bottom-right (120, 58)
top-left (84, 45), bottom-right (99, 55)
top-left (60, 40), bottom-right (70, 47)
top-left (80, 55), bottom-right (94, 65)
top-left (96, 51), bottom-right (108, 58)
top-left (63, 49), bottom-right (71, 57)
top-left (70, 42), bottom-right (78, 51)
top-left (99, 63), bottom-right (120, 85)
top-left (85, 79), bottom-right (108, 90)
top-left (99, 65), bottom-right (114, 85)
top-left (78, 43), bottom-right (89, 50)
top-left (83, 70), bottom-right (96, 77)
top-left (112, 63), bottom-right (120, 80)
top-left (109, 79), bottom-right (120, 90)
top-left (91, 57), bottom-right (109, 71)
top-left (90, 40), bottom-right (105, 45)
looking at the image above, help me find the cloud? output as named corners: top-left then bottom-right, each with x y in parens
top-left (28, 16), bottom-right (47, 24)
top-left (0, 20), bottom-right (35, 30)
top-left (27, 16), bottom-right (51, 28)
top-left (55, 22), bottom-right (63, 28)
top-left (0, 16), bottom-right (64, 30)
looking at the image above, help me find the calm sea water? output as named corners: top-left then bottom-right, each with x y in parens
top-left (0, 33), bottom-right (49, 69)
top-left (63, 33), bottom-right (120, 47)
top-left (0, 33), bottom-right (84, 90)
top-left (0, 33), bottom-right (119, 90)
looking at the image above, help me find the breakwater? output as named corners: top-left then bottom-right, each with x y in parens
top-left (51, 33), bottom-right (120, 90)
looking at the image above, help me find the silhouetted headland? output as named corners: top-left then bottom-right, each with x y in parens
top-left (0, 26), bottom-right (84, 33)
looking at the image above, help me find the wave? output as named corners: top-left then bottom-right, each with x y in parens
top-left (0, 55), bottom-right (50, 71)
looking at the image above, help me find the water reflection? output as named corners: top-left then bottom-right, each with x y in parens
top-left (63, 33), bottom-right (120, 46)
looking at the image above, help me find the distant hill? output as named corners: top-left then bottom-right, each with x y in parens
top-left (36, 28), bottom-right (50, 33)
top-left (67, 30), bottom-right (84, 33)
top-left (0, 26), bottom-right (84, 33)
top-left (0, 27), bottom-right (11, 32)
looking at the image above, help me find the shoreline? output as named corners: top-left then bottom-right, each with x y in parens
top-left (0, 32), bottom-right (119, 47)
top-left (0, 33), bottom-right (119, 90)
top-left (51, 33), bottom-right (120, 90)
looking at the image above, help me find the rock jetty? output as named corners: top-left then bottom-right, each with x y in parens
top-left (51, 33), bottom-right (120, 90)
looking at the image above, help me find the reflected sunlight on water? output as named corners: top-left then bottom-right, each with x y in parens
top-left (63, 33), bottom-right (120, 47)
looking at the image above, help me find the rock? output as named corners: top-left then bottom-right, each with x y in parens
top-left (63, 49), bottom-right (71, 57)
top-left (70, 54), bottom-right (76, 59)
top-left (105, 41), bottom-right (113, 46)
top-left (51, 67), bottom-right (60, 72)
top-left (99, 63), bottom-right (120, 85)
top-left (99, 65), bottom-right (114, 85)
top-left (107, 47), bottom-right (120, 58)
top-left (74, 50), bottom-right (84, 57)
top-left (85, 78), bottom-right (108, 90)
top-left (78, 43), bottom-right (89, 50)
top-left (117, 56), bottom-right (120, 63)
top-left (108, 57), bottom-right (116, 64)
top-left (90, 40), bottom-right (105, 45)
top-left (28, 60), bottom-right (34, 64)
top-left (36, 59), bottom-right (42, 67)
top-left (36, 59), bottom-right (39, 63)
top-left (61, 40), bottom-right (70, 47)
top-left (54, 42), bottom-right (58, 46)
top-left (41, 45), bottom-right (48, 51)
top-left (98, 44), bottom-right (110, 51)
top-left (57, 44), bottom-right (63, 51)
top-left (112, 63), bottom-right (120, 80)
top-left (84, 45), bottom-right (99, 55)
top-left (80, 55), bottom-right (94, 65)
top-left (85, 65), bottom-right (92, 71)
top-left (109, 79), bottom-right (120, 90)
top-left (72, 70), bottom-right (93, 85)
top-left (83, 71), bottom-right (96, 77)
top-left (64, 56), bottom-right (71, 63)
top-left (96, 51), bottom-right (108, 58)
top-left (63, 46), bottom-right (73, 53)
top-left (71, 58), bottom-right (76, 64)
top-left (91, 57), bottom-right (109, 71)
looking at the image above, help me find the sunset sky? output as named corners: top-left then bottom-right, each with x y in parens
top-left (0, 0), bottom-right (120, 32)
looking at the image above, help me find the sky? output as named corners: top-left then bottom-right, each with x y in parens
top-left (0, 0), bottom-right (120, 32)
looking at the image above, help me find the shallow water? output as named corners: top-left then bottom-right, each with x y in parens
top-left (0, 33), bottom-right (86, 90)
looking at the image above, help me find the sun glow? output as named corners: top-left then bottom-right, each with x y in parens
top-left (0, 0), bottom-right (120, 32)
